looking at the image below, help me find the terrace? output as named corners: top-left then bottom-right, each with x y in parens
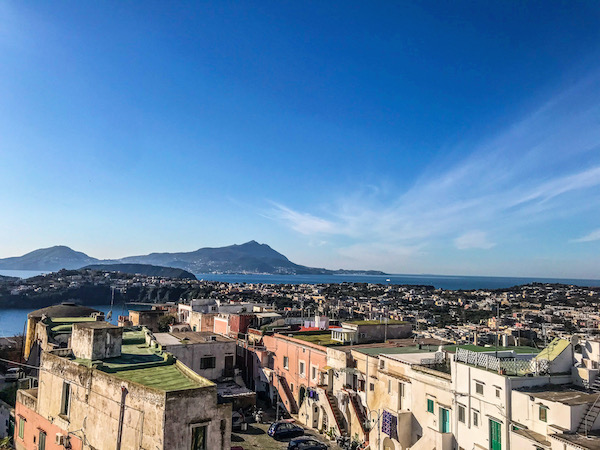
top-left (67, 328), bottom-right (212, 391)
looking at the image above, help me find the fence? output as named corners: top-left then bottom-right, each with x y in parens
top-left (454, 348), bottom-right (549, 376)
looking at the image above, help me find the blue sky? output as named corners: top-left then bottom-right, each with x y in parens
top-left (1, 1), bottom-right (600, 278)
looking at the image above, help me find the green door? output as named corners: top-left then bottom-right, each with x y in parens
top-left (439, 407), bottom-right (450, 433)
top-left (489, 419), bottom-right (501, 450)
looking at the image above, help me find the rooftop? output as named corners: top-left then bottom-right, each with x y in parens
top-left (291, 332), bottom-right (338, 347)
top-left (29, 303), bottom-right (100, 319)
top-left (154, 331), bottom-right (234, 346)
top-left (344, 319), bottom-right (408, 326)
top-left (551, 432), bottom-right (600, 450)
top-left (520, 385), bottom-right (598, 406)
top-left (68, 329), bottom-right (212, 391)
top-left (47, 317), bottom-right (99, 335)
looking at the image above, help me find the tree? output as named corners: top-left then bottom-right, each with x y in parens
top-left (157, 314), bottom-right (176, 332)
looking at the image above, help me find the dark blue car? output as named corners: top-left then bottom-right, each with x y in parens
top-left (267, 421), bottom-right (305, 440)
top-left (287, 436), bottom-right (328, 450)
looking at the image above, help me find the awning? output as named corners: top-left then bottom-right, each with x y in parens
top-left (320, 366), bottom-right (334, 372)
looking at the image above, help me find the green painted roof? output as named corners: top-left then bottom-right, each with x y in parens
top-left (292, 333), bottom-right (338, 346)
top-left (113, 364), bottom-right (210, 391)
top-left (356, 346), bottom-right (439, 356)
top-left (72, 330), bottom-right (211, 392)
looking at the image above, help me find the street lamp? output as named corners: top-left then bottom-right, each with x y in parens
top-left (363, 409), bottom-right (383, 449)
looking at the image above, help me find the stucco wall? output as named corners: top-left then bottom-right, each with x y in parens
top-left (162, 340), bottom-right (236, 380)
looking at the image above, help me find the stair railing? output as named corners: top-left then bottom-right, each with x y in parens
top-left (584, 392), bottom-right (600, 437)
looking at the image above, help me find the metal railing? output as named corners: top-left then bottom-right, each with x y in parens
top-left (454, 348), bottom-right (549, 376)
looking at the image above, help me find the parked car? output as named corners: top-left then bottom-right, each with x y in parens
top-left (267, 421), bottom-right (304, 440)
top-left (4, 368), bottom-right (24, 381)
top-left (287, 437), bottom-right (328, 450)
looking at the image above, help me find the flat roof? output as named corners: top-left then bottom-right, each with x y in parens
top-left (520, 386), bottom-right (598, 406)
top-left (73, 321), bottom-right (120, 330)
top-left (344, 320), bottom-right (408, 326)
top-left (155, 331), bottom-right (234, 346)
top-left (383, 352), bottom-right (442, 365)
top-left (551, 432), bottom-right (600, 450)
top-left (70, 330), bottom-right (212, 392)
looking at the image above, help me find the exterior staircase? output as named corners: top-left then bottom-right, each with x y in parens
top-left (323, 389), bottom-right (347, 436)
top-left (278, 375), bottom-right (298, 414)
top-left (577, 394), bottom-right (600, 435)
top-left (590, 377), bottom-right (600, 393)
top-left (347, 390), bottom-right (370, 437)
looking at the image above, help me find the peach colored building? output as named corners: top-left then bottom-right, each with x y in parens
top-left (263, 333), bottom-right (329, 415)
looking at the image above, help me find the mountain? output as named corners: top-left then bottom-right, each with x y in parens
top-left (0, 246), bottom-right (99, 271)
top-left (83, 263), bottom-right (197, 280)
top-left (0, 241), bottom-right (387, 275)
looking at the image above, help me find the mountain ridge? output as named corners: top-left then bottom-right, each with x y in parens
top-left (0, 242), bottom-right (387, 275)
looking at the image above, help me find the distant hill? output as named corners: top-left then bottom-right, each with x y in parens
top-left (0, 241), bottom-right (387, 276)
top-left (83, 263), bottom-right (197, 280)
top-left (0, 275), bottom-right (18, 283)
top-left (0, 246), bottom-right (99, 271)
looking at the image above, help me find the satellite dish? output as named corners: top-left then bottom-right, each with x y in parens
top-left (570, 335), bottom-right (579, 346)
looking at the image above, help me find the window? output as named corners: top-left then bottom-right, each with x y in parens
top-left (369, 383), bottom-right (374, 392)
top-left (475, 382), bottom-right (484, 395)
top-left (60, 382), bottom-right (71, 417)
top-left (283, 356), bottom-right (289, 370)
top-left (473, 410), bottom-right (479, 427)
top-left (427, 398), bottom-right (434, 413)
top-left (299, 361), bottom-right (305, 377)
top-left (458, 405), bottom-right (466, 423)
top-left (358, 379), bottom-right (365, 392)
top-left (311, 366), bottom-right (317, 380)
top-left (539, 405), bottom-right (548, 423)
top-left (291, 383), bottom-right (294, 392)
top-left (191, 425), bottom-right (207, 450)
top-left (496, 388), bottom-right (501, 398)
top-left (200, 357), bottom-right (216, 369)
top-left (388, 380), bottom-right (392, 394)
top-left (380, 359), bottom-right (385, 369)
top-left (38, 430), bottom-right (46, 450)
top-left (18, 417), bottom-right (25, 439)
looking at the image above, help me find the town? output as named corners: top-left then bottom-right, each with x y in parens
top-left (0, 270), bottom-right (599, 449)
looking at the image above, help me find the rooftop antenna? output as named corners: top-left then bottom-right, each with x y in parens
top-left (495, 298), bottom-right (499, 358)
top-left (106, 287), bottom-right (115, 321)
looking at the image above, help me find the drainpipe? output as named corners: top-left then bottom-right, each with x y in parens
top-left (116, 386), bottom-right (129, 450)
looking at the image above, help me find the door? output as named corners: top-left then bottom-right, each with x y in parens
top-left (439, 407), bottom-right (450, 433)
top-left (224, 355), bottom-right (234, 377)
top-left (489, 419), bottom-right (501, 450)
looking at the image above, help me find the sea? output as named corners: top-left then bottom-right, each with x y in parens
top-left (0, 269), bottom-right (599, 337)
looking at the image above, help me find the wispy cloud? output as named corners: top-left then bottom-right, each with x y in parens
top-left (572, 228), bottom-right (600, 243)
top-left (268, 202), bottom-right (337, 235)
top-left (267, 73), bottom-right (600, 263)
top-left (454, 231), bottom-right (495, 250)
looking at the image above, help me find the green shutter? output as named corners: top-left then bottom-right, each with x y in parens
top-left (427, 399), bottom-right (434, 413)
top-left (489, 419), bottom-right (501, 450)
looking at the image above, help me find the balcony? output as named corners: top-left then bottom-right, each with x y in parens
top-left (16, 388), bottom-right (38, 412)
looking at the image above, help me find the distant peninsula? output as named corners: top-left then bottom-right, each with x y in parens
top-left (83, 264), bottom-right (197, 280)
top-left (0, 241), bottom-right (387, 276)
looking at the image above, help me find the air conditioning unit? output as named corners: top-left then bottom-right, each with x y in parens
top-left (55, 433), bottom-right (66, 445)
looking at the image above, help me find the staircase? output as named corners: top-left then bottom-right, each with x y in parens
top-left (323, 389), bottom-right (347, 435)
top-left (348, 390), bottom-right (370, 437)
top-left (278, 375), bottom-right (298, 414)
top-left (577, 394), bottom-right (600, 435)
top-left (590, 377), bottom-right (600, 393)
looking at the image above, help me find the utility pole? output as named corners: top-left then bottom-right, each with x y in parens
top-left (495, 300), bottom-right (499, 358)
